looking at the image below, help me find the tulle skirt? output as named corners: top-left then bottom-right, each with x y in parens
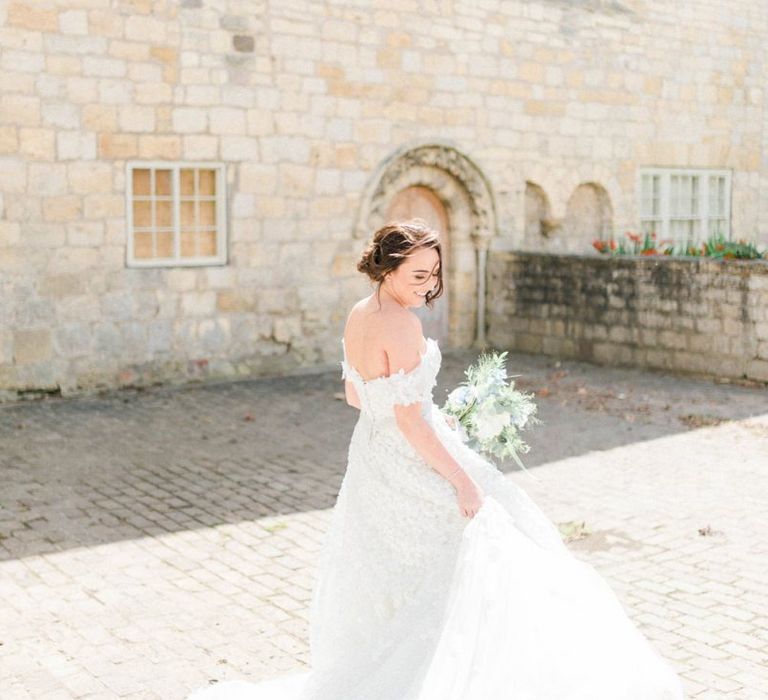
top-left (187, 405), bottom-right (685, 699)
top-left (187, 494), bottom-right (684, 699)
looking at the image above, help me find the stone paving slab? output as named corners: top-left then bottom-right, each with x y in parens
top-left (0, 345), bottom-right (766, 699)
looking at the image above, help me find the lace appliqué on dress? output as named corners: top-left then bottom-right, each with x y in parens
top-left (340, 337), bottom-right (440, 417)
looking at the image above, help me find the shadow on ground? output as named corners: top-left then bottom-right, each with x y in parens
top-left (1, 344), bottom-right (765, 561)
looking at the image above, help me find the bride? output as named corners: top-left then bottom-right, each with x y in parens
top-left (188, 220), bottom-right (686, 699)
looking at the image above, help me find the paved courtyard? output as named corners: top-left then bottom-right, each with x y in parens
top-left (1, 344), bottom-right (766, 699)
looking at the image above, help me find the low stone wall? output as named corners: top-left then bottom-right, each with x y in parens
top-left (487, 252), bottom-right (768, 384)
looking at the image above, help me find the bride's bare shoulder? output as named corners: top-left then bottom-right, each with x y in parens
top-left (343, 302), bottom-right (424, 377)
top-left (383, 308), bottom-right (422, 343)
top-left (345, 298), bottom-right (422, 343)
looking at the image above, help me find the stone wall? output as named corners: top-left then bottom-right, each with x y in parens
top-left (1, 0), bottom-right (767, 399)
top-left (487, 253), bottom-right (768, 383)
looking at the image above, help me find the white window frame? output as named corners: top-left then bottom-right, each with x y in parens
top-left (126, 161), bottom-right (227, 268)
top-left (637, 167), bottom-right (731, 246)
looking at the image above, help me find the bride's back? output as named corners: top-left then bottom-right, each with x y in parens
top-left (343, 296), bottom-right (424, 382)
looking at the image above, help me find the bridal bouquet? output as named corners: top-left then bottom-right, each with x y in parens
top-left (439, 349), bottom-right (540, 477)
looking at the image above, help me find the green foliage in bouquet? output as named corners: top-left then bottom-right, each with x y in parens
top-left (440, 349), bottom-right (541, 475)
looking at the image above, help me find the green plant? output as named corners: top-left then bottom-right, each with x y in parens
top-left (593, 231), bottom-right (768, 260)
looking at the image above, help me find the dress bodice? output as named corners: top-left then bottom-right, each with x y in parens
top-left (340, 336), bottom-right (441, 424)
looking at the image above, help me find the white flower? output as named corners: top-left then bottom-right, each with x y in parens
top-left (474, 408), bottom-right (510, 442)
top-left (439, 349), bottom-right (540, 470)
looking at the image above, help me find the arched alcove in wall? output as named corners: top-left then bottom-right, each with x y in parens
top-left (562, 182), bottom-right (614, 252)
top-left (524, 181), bottom-right (552, 245)
top-left (355, 142), bottom-right (498, 347)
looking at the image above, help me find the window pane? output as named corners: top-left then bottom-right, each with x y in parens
top-left (686, 177), bottom-right (693, 215)
top-left (134, 232), bottom-right (153, 258)
top-left (690, 176), bottom-right (698, 215)
top-left (709, 176), bottom-right (725, 216)
top-left (133, 169), bottom-right (151, 196)
top-left (640, 174), bottom-right (659, 218)
top-left (709, 218), bottom-right (725, 236)
top-left (156, 232), bottom-right (174, 258)
top-left (155, 169), bottom-right (172, 196)
top-left (181, 200), bottom-right (195, 228)
top-left (199, 169), bottom-right (216, 196)
top-left (670, 176), bottom-right (678, 216)
top-left (199, 200), bottom-right (216, 227)
top-left (156, 200), bottom-right (172, 228)
top-left (180, 232), bottom-right (197, 257)
top-left (180, 169), bottom-right (195, 196)
top-left (198, 231), bottom-right (217, 256)
top-left (133, 200), bottom-right (151, 227)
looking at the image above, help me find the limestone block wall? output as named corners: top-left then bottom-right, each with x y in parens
top-left (487, 253), bottom-right (768, 384)
top-left (1, 0), bottom-right (767, 399)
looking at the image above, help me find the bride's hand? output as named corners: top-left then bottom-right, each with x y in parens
top-left (455, 473), bottom-right (484, 519)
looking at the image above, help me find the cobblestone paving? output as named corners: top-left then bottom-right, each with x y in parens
top-left (1, 346), bottom-right (766, 699)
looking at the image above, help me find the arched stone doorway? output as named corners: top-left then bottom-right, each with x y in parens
top-left (384, 186), bottom-right (450, 343)
top-left (355, 142), bottom-right (498, 348)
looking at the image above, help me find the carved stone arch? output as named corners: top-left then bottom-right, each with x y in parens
top-left (354, 141), bottom-right (498, 241)
top-left (355, 142), bottom-right (499, 347)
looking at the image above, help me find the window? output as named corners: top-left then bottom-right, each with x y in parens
top-left (638, 168), bottom-right (731, 246)
top-left (126, 162), bottom-right (227, 267)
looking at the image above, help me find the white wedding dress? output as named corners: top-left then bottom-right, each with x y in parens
top-left (188, 336), bottom-right (686, 700)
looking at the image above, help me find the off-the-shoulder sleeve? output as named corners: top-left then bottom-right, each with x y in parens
top-left (386, 369), bottom-right (432, 407)
top-left (365, 360), bottom-right (437, 413)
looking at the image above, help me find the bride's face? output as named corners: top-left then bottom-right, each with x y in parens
top-left (382, 246), bottom-right (441, 309)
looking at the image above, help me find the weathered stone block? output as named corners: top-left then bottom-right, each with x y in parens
top-left (39, 274), bottom-right (85, 297)
top-left (53, 322), bottom-right (92, 357)
top-left (14, 329), bottom-right (52, 364)
top-left (181, 291), bottom-right (217, 316)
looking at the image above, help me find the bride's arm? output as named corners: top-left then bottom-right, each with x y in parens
top-left (394, 405), bottom-right (470, 489)
top-left (384, 320), bottom-right (469, 489)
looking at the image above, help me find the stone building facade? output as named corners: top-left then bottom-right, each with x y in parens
top-left (1, 0), bottom-right (767, 399)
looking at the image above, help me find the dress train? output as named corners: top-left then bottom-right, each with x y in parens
top-left (187, 337), bottom-right (685, 699)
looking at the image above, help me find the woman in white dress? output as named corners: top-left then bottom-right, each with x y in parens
top-left (189, 220), bottom-right (686, 699)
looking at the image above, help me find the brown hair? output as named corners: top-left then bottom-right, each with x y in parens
top-left (357, 218), bottom-right (444, 310)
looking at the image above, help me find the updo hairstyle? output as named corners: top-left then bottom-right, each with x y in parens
top-left (357, 218), bottom-right (444, 309)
